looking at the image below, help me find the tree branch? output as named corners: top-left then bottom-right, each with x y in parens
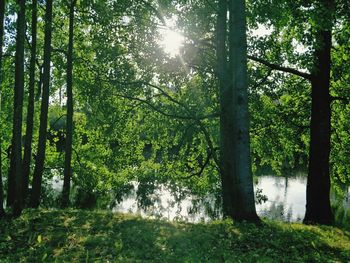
top-left (181, 150), bottom-right (213, 179)
top-left (115, 93), bottom-right (200, 120)
top-left (250, 69), bottom-right (273, 90)
top-left (73, 147), bottom-right (83, 168)
top-left (248, 55), bottom-right (312, 80)
top-left (50, 114), bottom-right (67, 129)
top-left (108, 79), bottom-right (220, 120)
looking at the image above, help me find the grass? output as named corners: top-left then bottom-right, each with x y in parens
top-left (0, 209), bottom-right (349, 262)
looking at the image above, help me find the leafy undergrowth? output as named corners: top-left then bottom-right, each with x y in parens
top-left (0, 209), bottom-right (349, 262)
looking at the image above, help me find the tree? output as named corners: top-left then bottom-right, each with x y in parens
top-left (0, 0), bottom-right (6, 217)
top-left (22, 0), bottom-right (38, 204)
top-left (216, 0), bottom-right (259, 221)
top-left (217, 0), bottom-right (234, 217)
top-left (228, 0), bottom-right (259, 221)
top-left (30, 0), bottom-right (53, 208)
top-left (304, 0), bottom-right (334, 225)
top-left (248, 0), bottom-right (336, 224)
top-left (61, 0), bottom-right (77, 208)
top-left (12, 0), bottom-right (26, 217)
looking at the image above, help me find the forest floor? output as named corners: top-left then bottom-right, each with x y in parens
top-left (0, 209), bottom-right (349, 262)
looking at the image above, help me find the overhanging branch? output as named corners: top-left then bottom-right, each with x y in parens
top-left (181, 150), bottom-right (213, 179)
top-left (248, 55), bottom-right (312, 81)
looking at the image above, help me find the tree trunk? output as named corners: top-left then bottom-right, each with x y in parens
top-left (304, 7), bottom-right (334, 224)
top-left (0, 0), bottom-right (6, 217)
top-left (6, 147), bottom-right (14, 207)
top-left (36, 66), bottom-right (43, 102)
top-left (12, 0), bottom-right (26, 217)
top-left (61, 0), bottom-right (76, 208)
top-left (217, 0), bottom-right (246, 218)
top-left (244, 0), bottom-right (335, 225)
top-left (22, 0), bottom-right (38, 205)
top-left (217, 0), bottom-right (234, 218)
top-left (217, 0), bottom-right (259, 221)
top-left (30, 0), bottom-right (53, 208)
top-left (228, 0), bottom-right (259, 221)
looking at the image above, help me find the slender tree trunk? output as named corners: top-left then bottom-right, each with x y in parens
top-left (12, 0), bottom-right (26, 217)
top-left (36, 66), bottom-right (43, 102)
top-left (0, 0), bottom-right (6, 217)
top-left (228, 0), bottom-right (259, 221)
top-left (304, 1), bottom-right (334, 224)
top-left (22, 0), bottom-right (38, 205)
top-left (61, 0), bottom-right (76, 208)
top-left (30, 0), bottom-right (53, 208)
top-left (6, 147), bottom-right (14, 206)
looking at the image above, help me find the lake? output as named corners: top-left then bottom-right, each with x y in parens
top-left (51, 175), bottom-right (350, 224)
top-left (111, 176), bottom-right (350, 224)
top-left (255, 176), bottom-right (307, 222)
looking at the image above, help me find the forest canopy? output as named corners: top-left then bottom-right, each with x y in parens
top-left (0, 0), bottom-right (349, 227)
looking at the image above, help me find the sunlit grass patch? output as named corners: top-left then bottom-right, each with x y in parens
top-left (0, 209), bottom-right (349, 262)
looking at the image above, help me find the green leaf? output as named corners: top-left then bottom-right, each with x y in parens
top-left (115, 240), bottom-right (123, 251)
top-left (343, 53), bottom-right (348, 61)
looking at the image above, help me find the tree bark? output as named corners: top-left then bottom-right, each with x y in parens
top-left (30, 0), bottom-right (53, 208)
top-left (61, 0), bottom-right (76, 208)
top-left (304, 1), bottom-right (334, 224)
top-left (0, 0), bottom-right (6, 217)
top-left (6, 147), bottom-right (14, 207)
top-left (22, 0), bottom-right (38, 205)
top-left (217, 0), bottom-right (235, 218)
top-left (12, 0), bottom-right (26, 217)
top-left (228, 0), bottom-right (259, 221)
top-left (217, 0), bottom-right (260, 221)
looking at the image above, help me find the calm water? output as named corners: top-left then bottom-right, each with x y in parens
top-left (111, 182), bottom-right (219, 223)
top-left (255, 176), bottom-right (307, 222)
top-left (111, 177), bottom-right (309, 222)
top-left (111, 176), bottom-right (350, 223)
top-left (51, 175), bottom-right (350, 223)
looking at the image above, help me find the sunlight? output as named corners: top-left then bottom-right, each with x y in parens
top-left (160, 28), bottom-right (184, 57)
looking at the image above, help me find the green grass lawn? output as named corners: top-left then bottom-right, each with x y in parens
top-left (0, 209), bottom-right (349, 262)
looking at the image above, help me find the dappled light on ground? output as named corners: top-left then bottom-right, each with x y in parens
top-left (1, 209), bottom-right (349, 262)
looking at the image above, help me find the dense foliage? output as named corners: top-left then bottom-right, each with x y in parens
top-left (0, 0), bottom-right (349, 225)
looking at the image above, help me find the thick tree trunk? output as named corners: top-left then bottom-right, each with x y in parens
top-left (61, 0), bottom-right (76, 208)
top-left (217, 0), bottom-right (235, 217)
top-left (217, 0), bottom-right (259, 221)
top-left (228, 0), bottom-right (259, 221)
top-left (0, 0), bottom-right (5, 217)
top-left (244, 0), bottom-right (334, 225)
top-left (304, 27), bottom-right (334, 225)
top-left (22, 0), bottom-right (38, 204)
top-left (12, 0), bottom-right (26, 217)
top-left (30, 0), bottom-right (53, 208)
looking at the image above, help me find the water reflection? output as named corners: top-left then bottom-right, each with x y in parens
top-left (112, 182), bottom-right (220, 223)
top-left (111, 177), bottom-right (308, 223)
top-left (51, 175), bottom-right (349, 224)
top-left (111, 176), bottom-right (350, 224)
top-left (255, 176), bottom-right (306, 222)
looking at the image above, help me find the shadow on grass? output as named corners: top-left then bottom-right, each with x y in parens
top-left (0, 209), bottom-right (349, 262)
